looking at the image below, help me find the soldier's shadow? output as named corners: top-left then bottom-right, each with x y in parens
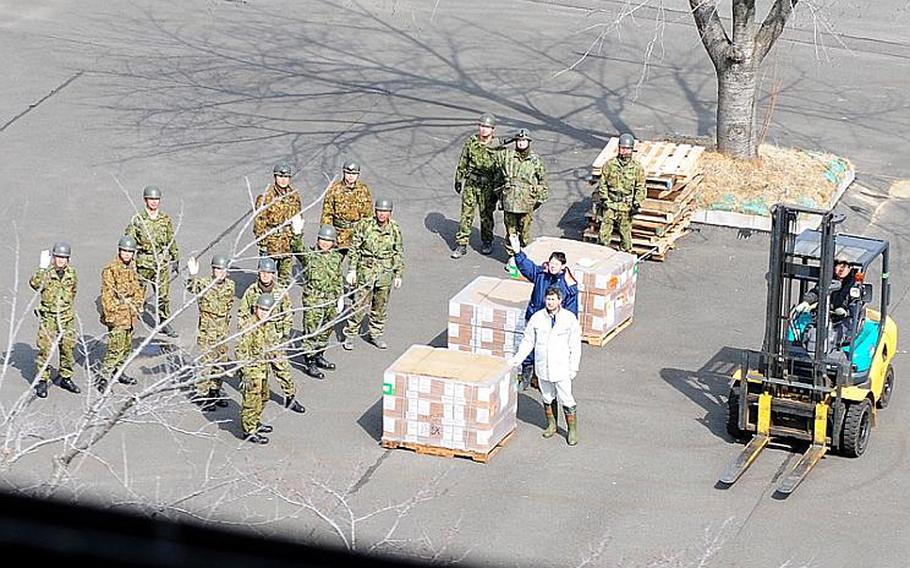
top-left (4, 343), bottom-right (38, 385)
top-left (424, 211), bottom-right (461, 250)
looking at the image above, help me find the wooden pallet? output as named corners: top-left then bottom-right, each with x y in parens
top-left (381, 429), bottom-right (515, 464)
top-left (583, 316), bottom-right (633, 347)
top-left (591, 139), bottom-right (705, 184)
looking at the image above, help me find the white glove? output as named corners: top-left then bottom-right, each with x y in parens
top-left (508, 233), bottom-right (521, 255)
top-left (794, 301), bottom-right (811, 313)
top-left (336, 296), bottom-right (345, 313)
top-left (290, 213), bottom-right (304, 236)
top-left (187, 256), bottom-right (199, 276)
top-left (39, 250), bottom-right (51, 269)
top-left (393, 276), bottom-right (402, 289)
top-left (833, 307), bottom-right (848, 318)
top-left (345, 271), bottom-right (357, 286)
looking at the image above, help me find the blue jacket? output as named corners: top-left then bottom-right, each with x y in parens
top-left (515, 251), bottom-right (579, 321)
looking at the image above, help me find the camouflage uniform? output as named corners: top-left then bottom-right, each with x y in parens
top-left (293, 239), bottom-right (344, 355)
top-left (125, 210), bottom-right (179, 322)
top-left (495, 149), bottom-right (549, 256)
top-left (235, 318), bottom-right (285, 437)
top-left (187, 276), bottom-right (235, 395)
top-left (238, 282), bottom-right (296, 399)
top-left (29, 266), bottom-right (77, 383)
top-left (100, 258), bottom-right (144, 379)
top-left (344, 217), bottom-right (404, 341)
top-left (454, 134), bottom-right (504, 247)
top-left (597, 156), bottom-right (646, 253)
top-left (254, 184), bottom-right (302, 286)
top-left (320, 180), bottom-right (373, 251)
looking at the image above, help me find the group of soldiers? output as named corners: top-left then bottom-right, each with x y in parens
top-left (452, 114), bottom-right (645, 258)
top-left (29, 114), bottom-right (642, 446)
top-left (29, 162), bottom-right (403, 445)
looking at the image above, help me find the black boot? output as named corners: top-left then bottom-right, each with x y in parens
top-left (212, 389), bottom-right (229, 407)
top-left (313, 351), bottom-right (336, 370)
top-left (118, 373), bottom-right (137, 385)
top-left (285, 397), bottom-right (306, 414)
top-left (59, 377), bottom-right (81, 394)
top-left (245, 432), bottom-right (269, 444)
top-left (303, 357), bottom-right (325, 380)
top-left (257, 422), bottom-right (274, 434)
top-left (95, 377), bottom-right (109, 393)
top-left (161, 323), bottom-right (178, 338)
top-left (35, 381), bottom-right (48, 399)
top-left (450, 244), bottom-right (468, 259)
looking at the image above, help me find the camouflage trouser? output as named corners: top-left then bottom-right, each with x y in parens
top-left (302, 298), bottom-right (337, 355)
top-left (275, 254), bottom-right (295, 288)
top-left (35, 313), bottom-right (76, 383)
top-left (455, 185), bottom-right (497, 246)
top-left (503, 212), bottom-right (533, 256)
top-left (101, 326), bottom-right (133, 378)
top-left (240, 369), bottom-right (267, 435)
top-left (267, 356), bottom-right (296, 399)
top-left (344, 281), bottom-right (392, 339)
top-left (600, 208), bottom-right (633, 252)
top-left (196, 325), bottom-right (230, 394)
top-left (137, 264), bottom-right (172, 322)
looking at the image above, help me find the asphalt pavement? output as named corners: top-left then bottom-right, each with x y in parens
top-left (1, 1), bottom-right (909, 566)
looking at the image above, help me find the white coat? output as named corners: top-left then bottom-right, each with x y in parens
top-left (511, 307), bottom-right (581, 383)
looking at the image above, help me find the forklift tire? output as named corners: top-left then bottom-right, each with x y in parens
top-left (877, 366), bottom-right (894, 409)
top-left (726, 390), bottom-right (745, 440)
top-left (841, 399), bottom-right (872, 458)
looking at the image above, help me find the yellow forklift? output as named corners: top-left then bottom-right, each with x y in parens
top-left (719, 204), bottom-right (897, 496)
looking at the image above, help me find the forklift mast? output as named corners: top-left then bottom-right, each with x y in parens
top-left (762, 204), bottom-right (842, 389)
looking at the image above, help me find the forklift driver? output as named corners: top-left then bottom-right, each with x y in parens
top-left (795, 258), bottom-right (858, 345)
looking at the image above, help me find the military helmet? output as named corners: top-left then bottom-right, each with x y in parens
top-left (273, 162), bottom-right (293, 176)
top-left (342, 160), bottom-right (361, 174)
top-left (211, 254), bottom-right (230, 269)
top-left (618, 133), bottom-right (635, 149)
top-left (478, 113), bottom-right (496, 128)
top-left (317, 225), bottom-right (337, 242)
top-left (374, 198), bottom-right (393, 212)
top-left (143, 185), bottom-right (162, 199)
top-left (258, 257), bottom-right (277, 274)
top-left (52, 242), bottom-right (72, 258)
top-left (118, 235), bottom-right (137, 252)
top-left (514, 128), bottom-right (532, 141)
top-left (255, 293), bottom-right (276, 310)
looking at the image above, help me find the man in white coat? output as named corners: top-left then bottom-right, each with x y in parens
top-left (509, 286), bottom-right (582, 445)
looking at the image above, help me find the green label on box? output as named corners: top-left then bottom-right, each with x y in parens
top-left (382, 381), bottom-right (394, 396)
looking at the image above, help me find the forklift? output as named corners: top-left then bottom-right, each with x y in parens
top-left (719, 204), bottom-right (897, 496)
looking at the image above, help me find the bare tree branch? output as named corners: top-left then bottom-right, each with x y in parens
top-left (756, 0), bottom-right (800, 62)
top-left (688, 0), bottom-right (731, 67)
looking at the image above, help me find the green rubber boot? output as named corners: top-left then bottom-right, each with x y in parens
top-left (542, 401), bottom-right (558, 438)
top-left (565, 405), bottom-right (578, 446)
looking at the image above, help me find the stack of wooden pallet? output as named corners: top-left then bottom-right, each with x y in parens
top-left (583, 138), bottom-right (705, 261)
top-left (519, 237), bottom-right (637, 347)
top-left (381, 345), bottom-right (517, 463)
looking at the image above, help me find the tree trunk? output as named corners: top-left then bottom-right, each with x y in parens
top-left (716, 59), bottom-right (758, 159)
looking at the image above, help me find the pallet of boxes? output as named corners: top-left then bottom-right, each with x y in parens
top-left (584, 137), bottom-right (705, 261)
top-left (380, 277), bottom-right (528, 462)
top-left (517, 237), bottom-right (638, 347)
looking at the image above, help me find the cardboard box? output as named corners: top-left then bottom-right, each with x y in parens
top-left (518, 237), bottom-right (637, 339)
top-left (447, 276), bottom-right (531, 357)
top-left (381, 345), bottom-right (517, 454)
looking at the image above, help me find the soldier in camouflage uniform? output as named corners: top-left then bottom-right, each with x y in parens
top-left (29, 242), bottom-right (80, 398)
top-left (238, 258), bottom-right (305, 413)
top-left (125, 185), bottom-right (180, 338)
top-left (494, 128), bottom-right (549, 258)
top-left (343, 199), bottom-right (404, 351)
top-left (254, 162), bottom-right (303, 287)
top-left (292, 225), bottom-right (344, 380)
top-left (186, 253), bottom-right (235, 411)
top-left (99, 236), bottom-right (145, 391)
top-left (597, 133), bottom-right (646, 253)
top-left (320, 161), bottom-right (373, 254)
top-left (451, 113), bottom-right (505, 259)
top-left (236, 293), bottom-right (286, 445)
